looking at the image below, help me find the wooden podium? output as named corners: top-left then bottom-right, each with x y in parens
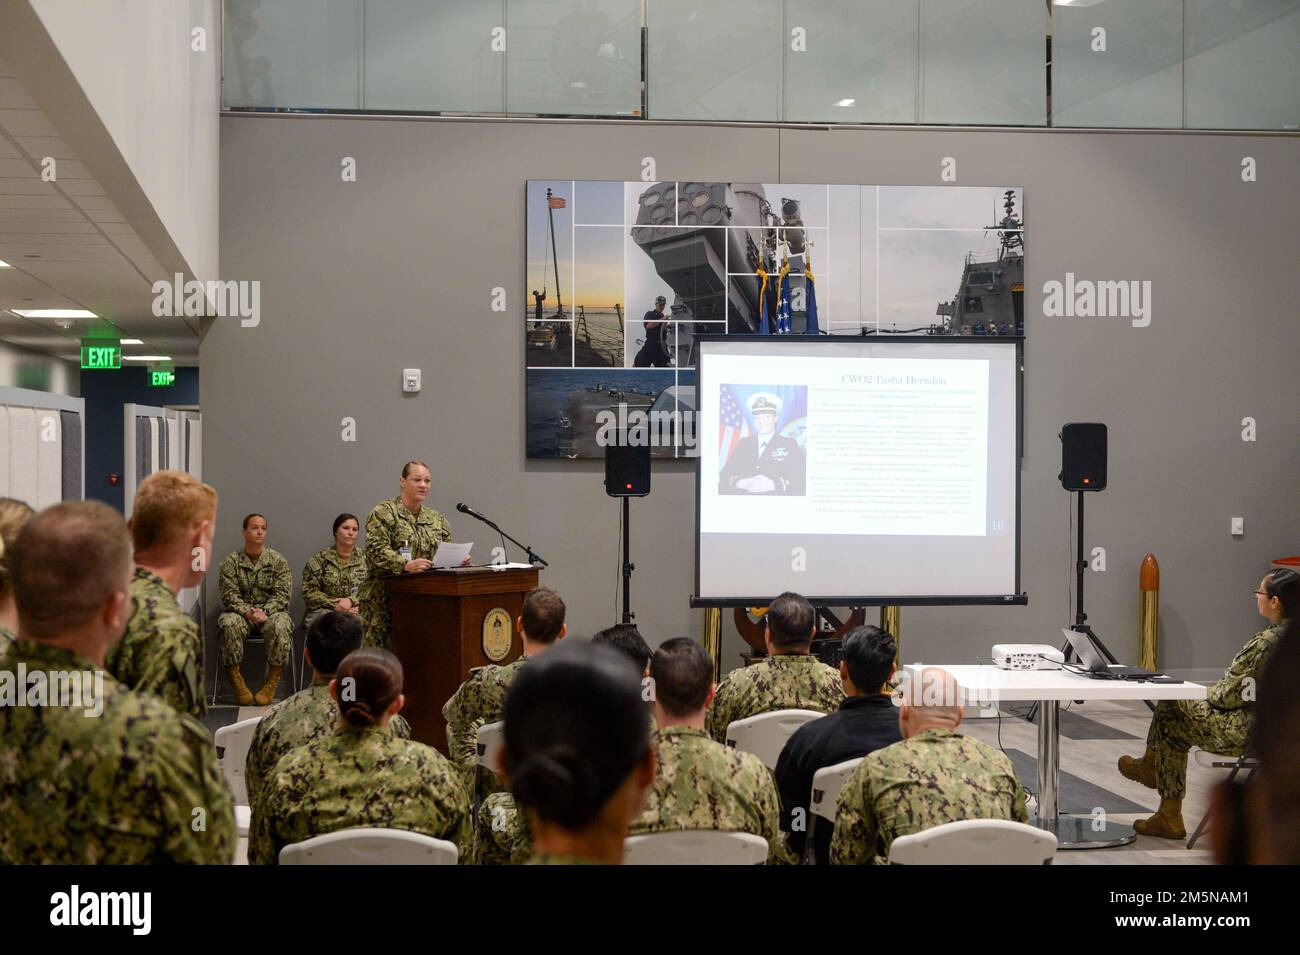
top-left (385, 566), bottom-right (540, 753)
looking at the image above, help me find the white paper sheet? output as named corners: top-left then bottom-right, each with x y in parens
top-left (432, 541), bottom-right (473, 569)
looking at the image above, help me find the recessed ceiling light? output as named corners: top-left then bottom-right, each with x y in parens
top-left (834, 98), bottom-right (856, 107)
top-left (120, 338), bottom-right (143, 345)
top-left (12, 308), bottom-right (97, 319)
top-left (123, 355), bottom-right (171, 361)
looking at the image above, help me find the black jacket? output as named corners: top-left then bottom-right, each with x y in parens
top-left (718, 432), bottom-right (805, 495)
top-left (774, 693), bottom-right (902, 863)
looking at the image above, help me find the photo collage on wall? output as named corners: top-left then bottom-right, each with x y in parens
top-left (525, 180), bottom-right (1025, 459)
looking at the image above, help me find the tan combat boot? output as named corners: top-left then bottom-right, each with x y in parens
top-left (227, 666), bottom-right (253, 706)
top-left (253, 665), bottom-right (283, 706)
top-left (1134, 798), bottom-right (1186, 839)
top-left (1117, 750), bottom-right (1157, 790)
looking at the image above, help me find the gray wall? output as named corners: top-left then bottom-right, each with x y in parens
top-left (207, 114), bottom-right (1300, 676)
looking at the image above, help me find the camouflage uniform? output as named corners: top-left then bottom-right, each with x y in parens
top-left (477, 791), bottom-right (531, 866)
top-left (443, 656), bottom-right (528, 784)
top-left (359, 497), bottom-right (451, 649)
top-left (1147, 622), bottom-right (1285, 799)
top-left (631, 724), bottom-right (796, 864)
top-left (301, 546), bottom-right (367, 631)
top-left (105, 566), bottom-right (205, 718)
top-left (249, 724), bottom-right (471, 865)
top-left (706, 653), bottom-right (845, 742)
top-left (244, 676), bottom-right (411, 806)
top-left (216, 548), bottom-right (294, 667)
top-left (0, 640), bottom-right (235, 864)
top-left (830, 728), bottom-right (1028, 865)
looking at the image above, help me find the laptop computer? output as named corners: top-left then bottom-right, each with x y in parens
top-left (1062, 628), bottom-right (1164, 680)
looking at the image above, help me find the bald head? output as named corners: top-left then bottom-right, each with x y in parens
top-left (12, 501), bottom-right (132, 651)
top-left (899, 667), bottom-right (964, 737)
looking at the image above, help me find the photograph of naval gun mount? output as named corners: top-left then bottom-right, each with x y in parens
top-left (525, 179), bottom-right (1024, 460)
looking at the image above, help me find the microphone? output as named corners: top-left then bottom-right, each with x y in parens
top-left (457, 502), bottom-right (489, 522)
top-left (454, 503), bottom-right (548, 567)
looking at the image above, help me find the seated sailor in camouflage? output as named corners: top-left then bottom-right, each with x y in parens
top-left (250, 648), bottom-right (470, 864)
top-left (106, 471), bottom-right (216, 719)
top-left (475, 617), bottom-right (655, 865)
top-left (1217, 616), bottom-right (1300, 864)
top-left (706, 592), bottom-right (844, 741)
top-left (444, 587), bottom-right (567, 778)
top-left (217, 513), bottom-right (294, 705)
top-left (359, 460), bottom-right (465, 650)
top-left (301, 513), bottom-right (366, 632)
top-left (0, 497), bottom-right (34, 654)
top-left (831, 668), bottom-right (1028, 865)
top-left (632, 639), bottom-right (797, 863)
top-left (245, 611), bottom-right (411, 806)
top-left (501, 641), bottom-right (656, 865)
top-left (1119, 567), bottom-right (1298, 840)
top-left (0, 502), bottom-right (235, 864)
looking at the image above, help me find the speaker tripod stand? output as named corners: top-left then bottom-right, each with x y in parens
top-left (1025, 490), bottom-right (1155, 725)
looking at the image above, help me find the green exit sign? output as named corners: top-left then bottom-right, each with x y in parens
top-left (80, 344), bottom-right (121, 369)
top-left (149, 369), bottom-right (175, 387)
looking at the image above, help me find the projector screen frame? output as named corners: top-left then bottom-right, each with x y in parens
top-left (690, 334), bottom-right (1027, 609)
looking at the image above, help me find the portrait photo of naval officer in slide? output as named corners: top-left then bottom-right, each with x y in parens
top-left (718, 387), bottom-right (807, 496)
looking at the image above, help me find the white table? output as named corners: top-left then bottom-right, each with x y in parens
top-left (903, 664), bottom-right (1207, 849)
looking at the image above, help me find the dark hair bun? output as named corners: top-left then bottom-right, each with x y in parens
top-left (340, 699), bottom-right (377, 728)
top-left (510, 746), bottom-right (599, 828)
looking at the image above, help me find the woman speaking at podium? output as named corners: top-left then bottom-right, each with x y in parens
top-left (359, 460), bottom-right (462, 650)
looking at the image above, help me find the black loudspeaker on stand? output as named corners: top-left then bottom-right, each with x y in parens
top-left (606, 437), bottom-right (650, 624)
top-left (1028, 424), bottom-right (1152, 722)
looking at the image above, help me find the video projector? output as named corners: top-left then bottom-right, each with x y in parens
top-left (992, 644), bottom-right (1065, 670)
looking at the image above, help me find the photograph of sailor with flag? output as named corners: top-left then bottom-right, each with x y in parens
top-left (717, 384), bottom-right (807, 496)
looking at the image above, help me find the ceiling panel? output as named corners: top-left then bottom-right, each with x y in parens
top-left (0, 68), bottom-right (198, 362)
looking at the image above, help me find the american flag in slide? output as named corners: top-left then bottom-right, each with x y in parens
top-left (718, 385), bottom-right (749, 471)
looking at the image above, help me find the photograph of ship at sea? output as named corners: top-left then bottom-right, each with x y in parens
top-left (526, 308), bottom-right (626, 369)
top-left (524, 179), bottom-right (1024, 458)
top-left (526, 180), bottom-right (625, 368)
top-left (527, 368), bottom-right (680, 459)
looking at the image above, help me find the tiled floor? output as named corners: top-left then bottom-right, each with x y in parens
top-left (959, 699), bottom-right (1217, 864)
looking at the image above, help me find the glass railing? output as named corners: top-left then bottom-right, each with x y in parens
top-left (222, 0), bottom-right (1300, 131)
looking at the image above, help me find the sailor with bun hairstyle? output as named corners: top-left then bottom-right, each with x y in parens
top-left (501, 640), bottom-right (656, 864)
top-left (249, 647), bottom-right (471, 864)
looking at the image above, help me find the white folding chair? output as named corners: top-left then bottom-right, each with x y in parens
top-left (1186, 749), bottom-right (1258, 849)
top-left (724, 709), bottom-right (825, 770)
top-left (804, 756), bottom-right (865, 863)
top-left (214, 716), bottom-right (262, 807)
top-left (279, 828), bottom-right (459, 865)
top-left (888, 818), bottom-right (1057, 865)
top-left (233, 805), bottom-right (252, 865)
top-left (623, 830), bottom-right (768, 865)
top-left (476, 720), bottom-right (505, 771)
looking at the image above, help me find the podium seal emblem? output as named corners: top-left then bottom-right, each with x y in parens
top-left (482, 607), bottom-right (512, 662)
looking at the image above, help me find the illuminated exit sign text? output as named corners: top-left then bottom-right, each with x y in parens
top-left (80, 344), bottom-right (121, 369)
top-left (149, 370), bottom-right (175, 387)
